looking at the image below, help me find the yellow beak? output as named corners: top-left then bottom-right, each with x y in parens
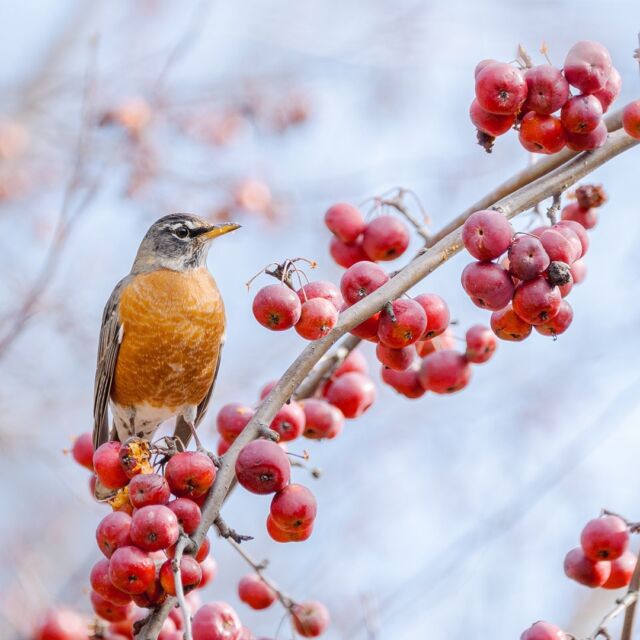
top-left (201, 222), bottom-right (241, 240)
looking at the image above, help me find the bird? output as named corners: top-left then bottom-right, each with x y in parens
top-left (92, 213), bottom-right (240, 470)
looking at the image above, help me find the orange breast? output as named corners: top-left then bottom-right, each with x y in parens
top-left (111, 268), bottom-right (225, 411)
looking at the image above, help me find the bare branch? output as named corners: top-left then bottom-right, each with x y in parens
top-left (172, 536), bottom-right (193, 640)
top-left (620, 553), bottom-right (640, 640)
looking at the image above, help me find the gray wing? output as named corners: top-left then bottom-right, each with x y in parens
top-left (93, 278), bottom-right (129, 450)
top-left (173, 340), bottom-right (224, 447)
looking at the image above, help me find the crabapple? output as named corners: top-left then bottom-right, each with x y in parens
top-left (539, 227), bottom-right (580, 264)
top-left (475, 62), bottom-right (527, 114)
top-left (603, 550), bottom-right (637, 589)
top-left (326, 371), bottom-right (376, 418)
top-left (270, 484), bottom-right (317, 532)
top-left (340, 261), bottom-right (389, 305)
top-left (570, 258), bottom-right (587, 284)
top-left (96, 511), bottom-right (132, 558)
top-left (490, 305), bottom-right (532, 341)
top-left (474, 59), bottom-right (497, 78)
top-left (347, 310), bottom-right (381, 342)
top-left (415, 327), bottom-right (456, 356)
top-left (235, 439), bottom-right (291, 494)
top-left (535, 300), bottom-right (574, 337)
top-left (334, 349), bottom-right (369, 377)
top-left (93, 441), bottom-right (129, 490)
top-left (269, 401), bottom-right (305, 441)
top-left (266, 514), bottom-right (314, 542)
top-left (90, 591), bottom-right (133, 623)
top-left (130, 504), bottom-right (179, 552)
top-left (561, 94), bottom-right (603, 134)
top-left (375, 343), bottom-right (415, 371)
top-left (238, 575), bottom-right (277, 610)
top-left (380, 365), bottom-right (426, 399)
top-left (329, 236), bottom-right (368, 268)
top-left (192, 602), bottom-right (242, 640)
top-left (593, 67), bottom-right (621, 113)
top-left (34, 609), bottom-right (88, 640)
top-left (508, 235), bottom-right (550, 281)
top-left (469, 99), bottom-right (515, 136)
top-left (199, 556), bottom-right (218, 588)
top-left (622, 100), bottom-right (640, 139)
top-left (418, 350), bottom-right (471, 394)
top-left (580, 515), bottom-right (629, 561)
top-left (561, 202), bottom-right (597, 230)
top-left (520, 621), bottom-right (566, 640)
top-left (563, 40), bottom-right (613, 94)
top-left (518, 112), bottom-right (566, 154)
top-left (557, 220), bottom-right (589, 255)
top-left (362, 215), bottom-right (410, 261)
top-left (377, 299), bottom-right (427, 348)
top-left (295, 298), bottom-right (338, 340)
top-left (129, 473), bottom-right (171, 508)
top-left (461, 261), bottom-right (514, 310)
top-left (165, 451), bottom-right (216, 498)
top-left (522, 65), bottom-right (570, 115)
top-left (297, 281), bottom-right (343, 311)
top-left (72, 433), bottom-right (94, 470)
top-left (216, 403), bottom-right (255, 443)
top-left (465, 325), bottom-right (497, 364)
top-left (159, 556), bottom-right (202, 595)
top-left (167, 498), bottom-right (202, 535)
top-left (324, 203), bottom-right (366, 243)
top-left (108, 546), bottom-right (156, 595)
top-left (565, 120), bottom-right (608, 151)
top-left (292, 601), bottom-right (330, 638)
top-left (90, 558), bottom-right (132, 606)
top-left (413, 293), bottom-right (450, 338)
top-left (301, 399), bottom-right (344, 439)
top-left (462, 209), bottom-right (513, 260)
top-left (564, 546), bottom-right (611, 587)
top-left (252, 284), bottom-right (302, 331)
top-left (512, 277), bottom-right (562, 325)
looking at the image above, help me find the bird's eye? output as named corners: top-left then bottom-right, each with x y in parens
top-left (174, 225), bottom-right (189, 239)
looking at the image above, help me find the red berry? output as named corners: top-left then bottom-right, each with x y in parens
top-left (217, 438), bottom-right (231, 456)
top-left (129, 473), bottom-right (171, 508)
top-left (165, 451), bottom-right (216, 498)
top-left (603, 550), bottom-right (637, 589)
top-left (539, 228), bottom-right (579, 264)
top-left (520, 621), bottom-right (566, 640)
top-left (563, 546), bottom-right (611, 587)
top-left (90, 558), bottom-right (132, 606)
top-left (519, 112), bottom-right (566, 154)
top-left (270, 484), bottom-right (317, 532)
top-left (167, 498), bottom-right (201, 535)
top-left (461, 261), bottom-right (514, 310)
top-left (474, 59), bottom-right (497, 78)
top-left (297, 281), bottom-right (343, 311)
top-left (96, 511), bottom-right (132, 558)
top-left (238, 574), bottom-right (277, 610)
top-left (570, 258), bottom-right (587, 284)
top-left (622, 100), bottom-right (640, 139)
top-left (34, 609), bottom-right (88, 640)
top-left (564, 40), bottom-right (613, 94)
top-left (199, 556), bottom-right (218, 589)
top-left (340, 261), bottom-right (390, 305)
top-left (418, 350), bottom-right (471, 394)
top-left (508, 235), bottom-right (551, 281)
top-left (72, 433), bottom-right (94, 470)
top-left (375, 343), bottom-right (415, 371)
top-left (252, 284), bottom-right (302, 331)
top-left (535, 300), bottom-right (573, 337)
top-left (159, 556), bottom-right (202, 596)
top-left (326, 371), bottom-right (376, 418)
top-left (90, 591), bottom-right (133, 623)
top-left (108, 545), bottom-right (156, 595)
top-left (192, 602), bottom-right (241, 640)
top-left (301, 399), bottom-right (344, 440)
top-left (216, 403), bottom-right (254, 443)
top-left (131, 577), bottom-right (166, 608)
top-left (593, 67), bottom-right (621, 113)
top-left (561, 203), bottom-right (597, 230)
top-left (295, 298), bottom-right (338, 340)
top-left (469, 99), bottom-right (515, 136)
top-left (512, 277), bottom-right (562, 325)
top-left (475, 62), bottom-right (527, 114)
top-left (292, 601), bottom-right (330, 638)
top-left (561, 94), bottom-right (603, 134)
top-left (324, 203), bottom-right (365, 243)
top-left (130, 504), bottom-right (180, 551)
top-left (93, 442), bottom-right (129, 490)
top-left (259, 380), bottom-right (278, 400)
top-left (377, 299), bottom-right (427, 348)
top-left (565, 120), bottom-right (608, 151)
top-left (334, 350), bottom-right (369, 377)
top-left (329, 236), bottom-right (368, 268)
top-left (348, 310), bottom-right (381, 342)
top-left (266, 514), bottom-right (313, 542)
top-left (522, 65), bottom-right (570, 115)
top-left (380, 365), bottom-right (426, 399)
top-left (462, 210), bottom-right (513, 261)
top-left (490, 305), bottom-right (532, 341)
top-left (413, 293), bottom-right (450, 339)
top-left (416, 328), bottom-right (456, 356)
top-left (235, 439), bottom-right (291, 494)
top-left (580, 515), bottom-right (629, 561)
top-left (269, 401), bottom-right (305, 441)
top-left (362, 215), bottom-right (410, 261)
top-left (465, 325), bottom-right (497, 364)
top-left (557, 220), bottom-right (589, 256)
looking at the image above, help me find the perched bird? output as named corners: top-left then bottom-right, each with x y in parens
top-left (92, 214), bottom-right (240, 462)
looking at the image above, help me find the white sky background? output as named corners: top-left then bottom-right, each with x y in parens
top-left (0, 1), bottom-right (640, 639)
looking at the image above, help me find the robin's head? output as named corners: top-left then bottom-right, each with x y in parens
top-left (131, 214), bottom-right (240, 273)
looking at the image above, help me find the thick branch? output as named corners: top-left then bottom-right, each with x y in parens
top-left (138, 129), bottom-right (639, 639)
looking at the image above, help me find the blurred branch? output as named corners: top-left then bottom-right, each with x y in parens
top-left (620, 556), bottom-right (640, 640)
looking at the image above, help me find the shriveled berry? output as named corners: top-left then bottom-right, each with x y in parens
top-left (490, 305), bottom-right (532, 341)
top-left (326, 371), bottom-right (376, 418)
top-left (564, 546), bottom-right (611, 587)
top-left (413, 293), bottom-right (450, 338)
top-left (465, 325), bottom-right (497, 364)
top-left (340, 261), bottom-right (389, 305)
top-left (362, 216), bottom-right (410, 261)
top-left (377, 299), bottom-right (427, 348)
top-left (469, 99), bottom-right (515, 136)
top-left (269, 401), bottom-right (305, 441)
top-left (418, 350), bottom-right (471, 394)
top-left (216, 403), bottom-right (254, 443)
top-left (292, 601), bottom-right (330, 638)
top-left (238, 574), bottom-right (277, 610)
top-left (522, 65), bottom-right (570, 115)
top-left (564, 40), bottom-right (613, 94)
top-left (329, 236), bottom-right (368, 268)
top-left (270, 484), bottom-right (317, 532)
top-left (252, 284), bottom-right (302, 331)
top-left (461, 261), bottom-right (514, 310)
top-left (235, 439), bottom-right (290, 494)
top-left (545, 262), bottom-right (572, 288)
top-left (512, 277), bottom-right (562, 325)
top-left (561, 94), bottom-right (603, 134)
top-left (519, 112), bottom-right (566, 154)
top-left (581, 515), bottom-right (629, 561)
top-left (324, 203), bottom-right (366, 243)
top-left (165, 451), bottom-right (216, 498)
top-left (108, 546), bottom-right (156, 595)
top-left (475, 62), bottom-right (527, 114)
top-left (462, 209), bottom-right (513, 260)
top-left (301, 399), bottom-right (344, 440)
top-left (508, 235), bottom-right (551, 281)
top-left (622, 100), bottom-right (640, 140)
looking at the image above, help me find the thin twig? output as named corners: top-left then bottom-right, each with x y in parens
top-left (620, 553), bottom-right (640, 640)
top-left (172, 536), bottom-right (193, 640)
top-left (587, 591), bottom-right (638, 640)
top-left (214, 515), bottom-right (253, 544)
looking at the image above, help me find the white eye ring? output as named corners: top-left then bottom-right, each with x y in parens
top-left (174, 225), bottom-right (189, 239)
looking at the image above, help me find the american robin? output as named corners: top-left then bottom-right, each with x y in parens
top-left (92, 214), bottom-right (240, 475)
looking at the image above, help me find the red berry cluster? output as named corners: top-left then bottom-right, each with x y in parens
top-left (471, 41), bottom-right (620, 153)
top-left (325, 202), bottom-right (410, 268)
top-left (460, 196), bottom-right (605, 340)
